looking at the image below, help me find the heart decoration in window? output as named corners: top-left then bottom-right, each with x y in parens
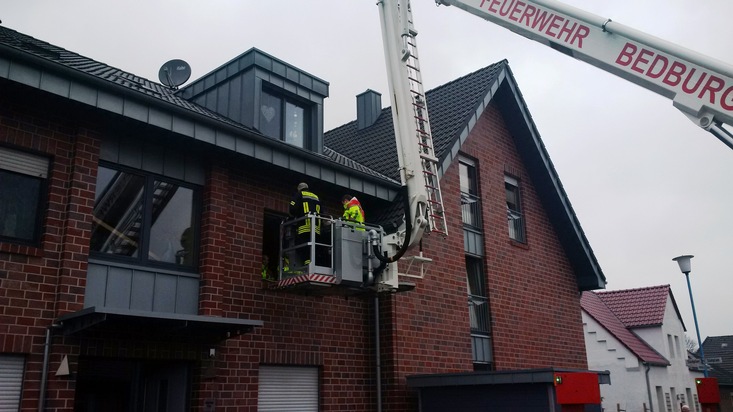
top-left (261, 105), bottom-right (276, 122)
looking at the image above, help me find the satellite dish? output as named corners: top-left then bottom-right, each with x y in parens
top-left (158, 59), bottom-right (191, 88)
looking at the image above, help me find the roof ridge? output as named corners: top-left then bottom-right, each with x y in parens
top-left (596, 284), bottom-right (670, 294)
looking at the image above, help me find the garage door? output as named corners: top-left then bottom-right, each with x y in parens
top-left (258, 365), bottom-right (318, 412)
top-left (0, 355), bottom-right (24, 412)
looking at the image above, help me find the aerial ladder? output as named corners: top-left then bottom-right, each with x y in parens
top-left (427, 0), bottom-right (730, 408)
top-left (435, 0), bottom-right (733, 149)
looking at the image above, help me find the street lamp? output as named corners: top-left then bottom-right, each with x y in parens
top-left (673, 254), bottom-right (708, 377)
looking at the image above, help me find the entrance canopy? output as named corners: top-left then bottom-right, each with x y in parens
top-left (57, 307), bottom-right (262, 344)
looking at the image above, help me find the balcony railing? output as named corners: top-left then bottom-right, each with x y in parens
top-left (461, 192), bottom-right (481, 230)
top-left (507, 209), bottom-right (525, 243)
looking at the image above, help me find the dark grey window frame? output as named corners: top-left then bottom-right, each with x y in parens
top-left (259, 86), bottom-right (313, 150)
top-left (466, 255), bottom-right (493, 368)
top-left (459, 159), bottom-right (482, 230)
top-left (90, 162), bottom-right (202, 272)
top-left (505, 174), bottom-right (526, 244)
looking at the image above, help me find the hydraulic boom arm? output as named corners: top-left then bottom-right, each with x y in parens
top-left (437, 0), bottom-right (733, 149)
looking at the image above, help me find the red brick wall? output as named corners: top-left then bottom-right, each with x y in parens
top-left (202, 160), bottom-right (378, 411)
top-left (1, 81), bottom-right (587, 411)
top-left (380, 103), bottom-right (588, 409)
top-left (0, 85), bottom-right (99, 411)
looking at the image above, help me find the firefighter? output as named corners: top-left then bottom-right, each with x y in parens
top-left (289, 182), bottom-right (321, 266)
top-left (341, 194), bottom-right (365, 231)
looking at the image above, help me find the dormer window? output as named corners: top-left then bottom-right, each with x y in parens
top-left (259, 88), bottom-right (310, 149)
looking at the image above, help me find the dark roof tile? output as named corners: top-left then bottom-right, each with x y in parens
top-left (324, 63), bottom-right (505, 180)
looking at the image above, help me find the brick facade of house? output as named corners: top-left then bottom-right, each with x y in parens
top-left (1, 36), bottom-right (593, 411)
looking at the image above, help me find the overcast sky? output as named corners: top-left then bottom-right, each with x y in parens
top-left (3, 1), bottom-right (732, 340)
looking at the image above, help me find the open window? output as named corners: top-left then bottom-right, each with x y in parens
top-left (262, 211), bottom-right (287, 280)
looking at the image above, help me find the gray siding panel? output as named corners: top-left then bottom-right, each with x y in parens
top-left (304, 162), bottom-right (320, 178)
top-left (39, 72), bottom-right (71, 97)
top-left (148, 107), bottom-right (173, 129)
top-left (118, 139), bottom-right (143, 169)
top-left (141, 144), bottom-right (165, 175)
top-left (163, 152), bottom-right (185, 180)
top-left (235, 139), bottom-right (255, 156)
top-left (272, 151), bottom-right (289, 168)
top-left (130, 271), bottom-right (155, 311)
top-left (84, 264), bottom-right (108, 308)
top-left (195, 123), bottom-right (216, 145)
top-left (97, 91), bottom-right (123, 115)
top-left (69, 82), bottom-right (97, 106)
top-left (335, 172), bottom-right (349, 188)
top-left (176, 277), bottom-right (199, 314)
top-left (0, 57), bottom-right (9, 77)
top-left (8, 62), bottom-right (40, 87)
top-left (123, 99), bottom-right (148, 123)
top-left (254, 143), bottom-right (273, 162)
top-left (227, 75), bottom-right (243, 124)
top-left (216, 132), bottom-right (237, 151)
top-left (107, 266), bottom-right (133, 309)
top-left (85, 261), bottom-right (200, 315)
top-left (153, 275), bottom-right (177, 312)
top-left (171, 117), bottom-right (195, 137)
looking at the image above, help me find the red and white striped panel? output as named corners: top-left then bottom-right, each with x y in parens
top-left (277, 274), bottom-right (338, 288)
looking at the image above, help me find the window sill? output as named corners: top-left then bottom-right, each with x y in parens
top-left (509, 239), bottom-right (528, 249)
top-left (0, 241), bottom-right (45, 257)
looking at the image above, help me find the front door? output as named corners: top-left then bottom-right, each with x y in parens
top-left (75, 357), bottom-right (190, 412)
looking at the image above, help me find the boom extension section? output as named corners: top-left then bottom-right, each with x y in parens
top-left (378, 0), bottom-right (448, 248)
top-left (437, 0), bottom-right (733, 149)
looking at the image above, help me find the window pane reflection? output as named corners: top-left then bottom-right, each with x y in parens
top-left (91, 167), bottom-right (145, 257)
top-left (91, 166), bottom-right (198, 268)
top-left (149, 182), bottom-right (194, 265)
top-left (260, 91), bottom-right (282, 140)
top-left (0, 171), bottom-right (42, 242)
top-left (285, 102), bottom-right (304, 147)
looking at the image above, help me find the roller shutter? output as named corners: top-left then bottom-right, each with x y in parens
top-left (0, 355), bottom-right (24, 412)
top-left (258, 365), bottom-right (318, 412)
top-left (0, 148), bottom-right (48, 178)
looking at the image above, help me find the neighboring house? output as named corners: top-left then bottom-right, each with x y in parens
top-left (0, 23), bottom-right (606, 411)
top-left (701, 335), bottom-right (733, 412)
top-left (582, 285), bottom-right (704, 412)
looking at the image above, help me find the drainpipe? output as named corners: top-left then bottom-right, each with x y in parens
top-left (39, 324), bottom-right (61, 412)
top-left (644, 362), bottom-right (654, 412)
top-left (374, 296), bottom-right (382, 412)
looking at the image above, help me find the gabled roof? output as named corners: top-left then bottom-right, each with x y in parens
top-left (325, 63), bottom-right (606, 290)
top-left (581, 291), bottom-right (670, 366)
top-left (0, 25), bottom-right (399, 201)
top-left (594, 285), bottom-right (685, 329)
top-left (702, 335), bottom-right (733, 384)
top-left (326, 63), bottom-right (504, 181)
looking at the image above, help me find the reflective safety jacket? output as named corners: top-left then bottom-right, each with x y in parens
top-left (343, 196), bottom-right (365, 230)
top-left (289, 190), bottom-right (321, 235)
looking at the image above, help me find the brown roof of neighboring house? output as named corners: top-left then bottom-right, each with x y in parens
top-left (581, 290), bottom-right (670, 365)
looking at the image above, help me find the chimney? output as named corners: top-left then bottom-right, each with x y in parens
top-left (356, 89), bottom-right (382, 130)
